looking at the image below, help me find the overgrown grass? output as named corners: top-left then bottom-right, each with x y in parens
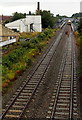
top-left (20, 32), bottom-right (39, 39)
top-left (2, 28), bottom-right (56, 92)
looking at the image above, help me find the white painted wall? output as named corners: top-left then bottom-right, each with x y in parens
top-left (0, 38), bottom-right (16, 47)
top-left (5, 15), bottom-right (42, 32)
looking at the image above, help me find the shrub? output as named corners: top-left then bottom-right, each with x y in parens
top-left (44, 28), bottom-right (52, 35)
top-left (2, 66), bottom-right (8, 75)
top-left (13, 62), bottom-right (26, 72)
top-left (2, 82), bottom-right (9, 88)
top-left (20, 32), bottom-right (39, 39)
top-left (38, 32), bottom-right (46, 41)
top-left (31, 38), bottom-right (39, 44)
top-left (21, 41), bottom-right (30, 48)
top-left (26, 59), bottom-right (32, 66)
top-left (8, 53), bottom-right (18, 63)
top-left (2, 56), bottom-right (12, 68)
top-left (28, 49), bottom-right (38, 58)
top-left (6, 71), bottom-right (15, 81)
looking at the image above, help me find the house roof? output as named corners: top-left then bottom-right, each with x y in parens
top-left (0, 15), bottom-right (12, 21)
top-left (0, 24), bottom-right (19, 37)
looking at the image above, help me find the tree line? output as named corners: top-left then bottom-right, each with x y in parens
top-left (5, 11), bottom-right (60, 29)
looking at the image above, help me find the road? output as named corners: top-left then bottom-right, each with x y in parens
top-left (2, 24), bottom-right (80, 120)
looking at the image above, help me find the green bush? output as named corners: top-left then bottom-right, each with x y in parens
top-left (8, 53), bottom-right (18, 63)
top-left (12, 62), bottom-right (26, 72)
top-left (31, 38), bottom-right (39, 44)
top-left (44, 28), bottom-right (52, 35)
top-left (2, 66), bottom-right (8, 75)
top-left (26, 59), bottom-right (32, 66)
top-left (38, 32), bottom-right (46, 41)
top-left (2, 56), bottom-right (12, 68)
top-left (6, 71), bottom-right (15, 80)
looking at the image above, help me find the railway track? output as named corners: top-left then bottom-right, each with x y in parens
top-left (46, 31), bottom-right (79, 119)
top-left (2, 26), bottom-right (66, 120)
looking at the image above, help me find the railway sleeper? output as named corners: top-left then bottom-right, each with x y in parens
top-left (54, 116), bottom-right (68, 120)
top-left (59, 88), bottom-right (70, 91)
top-left (56, 107), bottom-right (69, 111)
top-left (58, 99), bottom-right (69, 103)
top-left (59, 91), bottom-right (70, 94)
top-left (8, 109), bottom-right (22, 113)
top-left (14, 101), bottom-right (26, 105)
top-left (57, 103), bottom-right (69, 107)
top-left (61, 79), bottom-right (71, 81)
top-left (61, 83), bottom-right (71, 85)
top-left (18, 96), bottom-right (30, 99)
top-left (22, 89), bottom-right (33, 93)
top-left (16, 98), bottom-right (28, 101)
top-left (6, 111), bottom-right (21, 115)
top-left (58, 93), bottom-right (70, 96)
top-left (55, 111), bottom-right (69, 116)
top-left (24, 88), bottom-right (34, 90)
top-left (5, 114), bottom-right (19, 118)
top-left (58, 96), bottom-right (70, 99)
top-left (21, 92), bottom-right (32, 96)
top-left (27, 81), bottom-right (39, 84)
top-left (60, 85), bottom-right (70, 88)
top-left (25, 85), bottom-right (36, 88)
top-left (11, 105), bottom-right (25, 108)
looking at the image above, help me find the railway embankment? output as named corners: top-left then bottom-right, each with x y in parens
top-left (74, 31), bottom-right (82, 118)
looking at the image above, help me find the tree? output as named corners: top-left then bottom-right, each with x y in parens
top-left (40, 10), bottom-right (55, 28)
top-left (78, 18), bottom-right (82, 35)
top-left (11, 12), bottom-right (26, 22)
top-left (72, 13), bottom-right (82, 18)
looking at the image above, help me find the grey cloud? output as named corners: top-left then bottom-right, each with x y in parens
top-left (0, 2), bottom-right (35, 7)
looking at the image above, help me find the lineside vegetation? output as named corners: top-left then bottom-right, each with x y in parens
top-left (2, 28), bottom-right (57, 93)
top-left (74, 18), bottom-right (82, 84)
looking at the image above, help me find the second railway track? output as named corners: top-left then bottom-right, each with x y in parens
top-left (46, 31), bottom-right (79, 119)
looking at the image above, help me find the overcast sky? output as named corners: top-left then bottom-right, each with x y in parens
top-left (0, 0), bottom-right (81, 17)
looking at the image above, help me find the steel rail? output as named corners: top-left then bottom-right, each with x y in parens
top-left (69, 33), bottom-right (74, 119)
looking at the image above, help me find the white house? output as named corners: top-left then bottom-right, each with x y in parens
top-left (5, 15), bottom-right (42, 33)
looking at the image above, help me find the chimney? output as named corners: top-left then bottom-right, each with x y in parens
top-left (37, 2), bottom-right (40, 11)
top-left (29, 11), bottom-right (31, 15)
top-left (36, 2), bottom-right (40, 15)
